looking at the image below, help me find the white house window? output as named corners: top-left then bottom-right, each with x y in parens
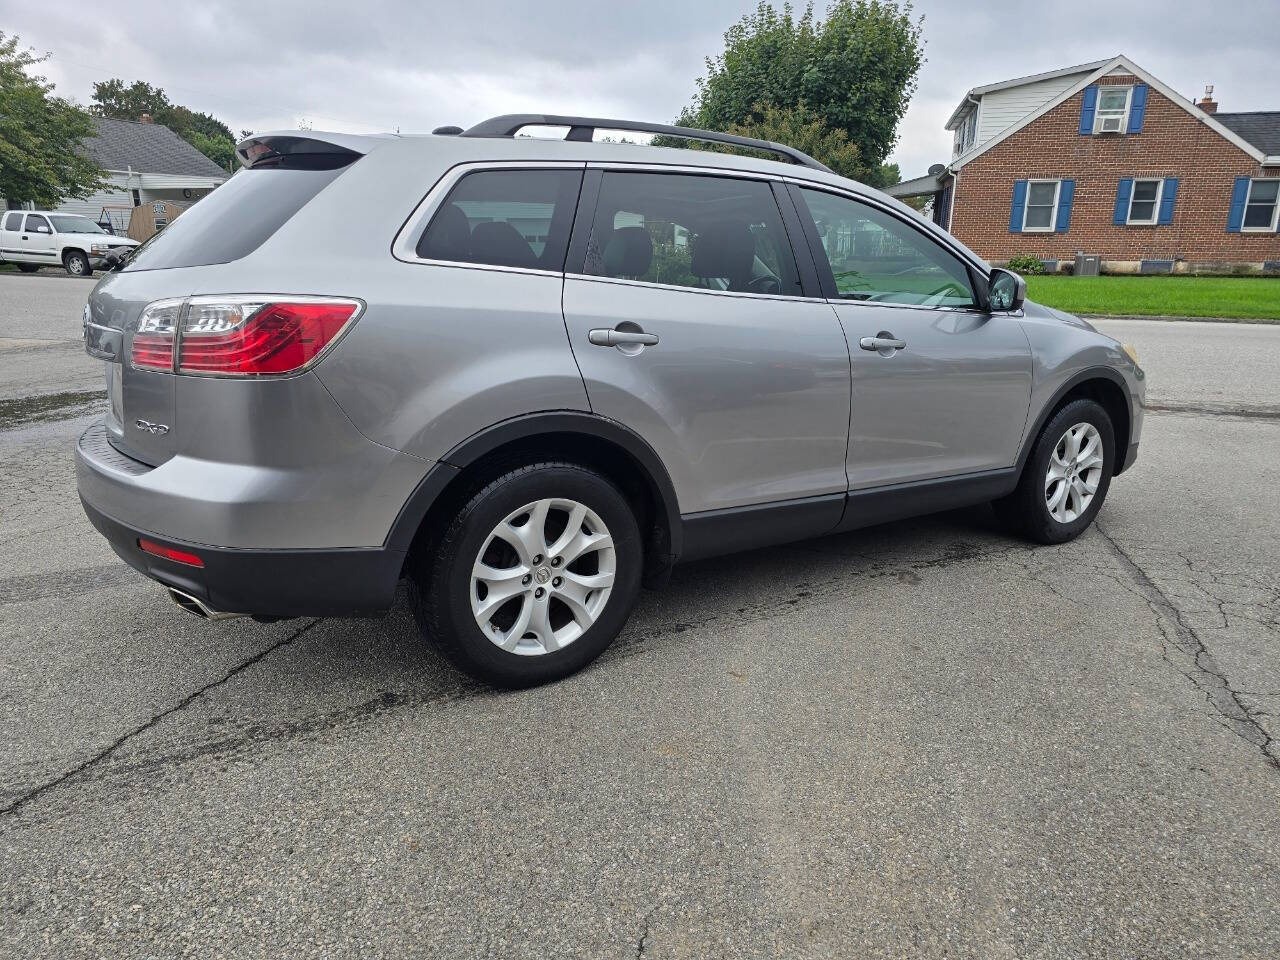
top-left (1127, 179), bottom-right (1163, 225)
top-left (1023, 180), bottom-right (1061, 232)
top-left (1242, 179), bottom-right (1279, 231)
top-left (1094, 87), bottom-right (1132, 134)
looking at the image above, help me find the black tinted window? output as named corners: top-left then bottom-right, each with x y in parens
top-left (124, 166), bottom-right (349, 271)
top-left (581, 172), bottom-right (800, 296)
top-left (416, 169), bottom-right (582, 271)
top-left (798, 188), bottom-right (975, 308)
top-left (3, 212), bottom-right (21, 231)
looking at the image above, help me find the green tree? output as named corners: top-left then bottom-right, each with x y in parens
top-left (707, 102), bottom-right (863, 180)
top-left (0, 33), bottom-right (105, 206)
top-left (678, 1), bottom-right (924, 186)
top-left (90, 78), bottom-right (237, 170)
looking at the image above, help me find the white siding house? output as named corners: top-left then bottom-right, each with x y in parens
top-left (4, 117), bottom-right (228, 230)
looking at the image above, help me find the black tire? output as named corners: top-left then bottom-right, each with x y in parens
top-left (409, 462), bottom-right (643, 688)
top-left (995, 398), bottom-right (1115, 544)
top-left (16, 263), bottom-right (40, 273)
top-left (63, 251), bottom-right (92, 277)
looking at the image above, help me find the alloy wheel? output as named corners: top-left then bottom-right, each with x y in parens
top-left (1045, 421), bottom-right (1104, 523)
top-left (470, 498), bottom-right (616, 656)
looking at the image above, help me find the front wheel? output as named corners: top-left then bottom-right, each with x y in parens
top-left (410, 462), bottom-right (642, 688)
top-left (995, 398), bottom-right (1115, 544)
top-left (63, 251), bottom-right (92, 277)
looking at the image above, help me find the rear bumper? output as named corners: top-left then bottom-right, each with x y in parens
top-left (81, 496), bottom-right (404, 618)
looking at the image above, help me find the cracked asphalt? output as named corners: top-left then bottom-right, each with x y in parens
top-left (2, 272), bottom-right (1279, 958)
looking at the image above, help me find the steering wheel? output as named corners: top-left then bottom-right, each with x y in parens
top-left (746, 274), bottom-right (781, 295)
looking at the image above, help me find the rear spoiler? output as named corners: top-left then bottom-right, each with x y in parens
top-left (235, 131), bottom-right (397, 170)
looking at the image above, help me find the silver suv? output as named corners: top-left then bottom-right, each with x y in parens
top-left (77, 114), bottom-right (1145, 687)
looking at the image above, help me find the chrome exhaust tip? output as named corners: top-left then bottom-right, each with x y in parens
top-left (166, 587), bottom-right (244, 622)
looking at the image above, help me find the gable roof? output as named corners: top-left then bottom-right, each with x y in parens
top-left (82, 117), bottom-right (229, 178)
top-left (949, 55), bottom-right (1272, 171)
top-left (944, 59), bottom-right (1111, 130)
top-left (1215, 112), bottom-right (1280, 156)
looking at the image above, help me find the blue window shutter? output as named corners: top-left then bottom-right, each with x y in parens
top-left (1127, 84), bottom-right (1149, 133)
top-left (1055, 180), bottom-right (1075, 232)
top-left (1158, 178), bottom-right (1178, 225)
top-left (1227, 177), bottom-right (1250, 232)
top-left (1079, 86), bottom-right (1098, 135)
top-left (1114, 179), bottom-right (1133, 225)
top-left (1009, 180), bottom-right (1028, 233)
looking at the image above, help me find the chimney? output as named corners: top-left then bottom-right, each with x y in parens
top-left (139, 113), bottom-right (154, 124)
top-left (1197, 84), bottom-right (1217, 114)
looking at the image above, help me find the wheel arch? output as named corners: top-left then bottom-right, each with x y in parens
top-left (1017, 368), bottom-right (1132, 477)
top-left (388, 411), bottom-right (682, 586)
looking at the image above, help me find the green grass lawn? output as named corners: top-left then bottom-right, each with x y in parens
top-left (1024, 275), bottom-right (1280, 321)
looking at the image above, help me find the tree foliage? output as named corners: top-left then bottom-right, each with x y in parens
top-left (718, 102), bottom-right (862, 179)
top-left (90, 78), bottom-right (237, 170)
top-left (0, 33), bottom-right (106, 206)
top-left (678, 1), bottom-right (924, 186)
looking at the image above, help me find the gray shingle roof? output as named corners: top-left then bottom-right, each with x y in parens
top-left (1215, 112), bottom-right (1280, 156)
top-left (82, 116), bottom-right (230, 178)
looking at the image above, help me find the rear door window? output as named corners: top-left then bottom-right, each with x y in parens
top-left (797, 188), bottom-right (976, 308)
top-left (415, 169), bottom-right (583, 272)
top-left (123, 166), bottom-right (351, 271)
top-left (3, 212), bottom-right (21, 231)
top-left (580, 171), bottom-right (801, 296)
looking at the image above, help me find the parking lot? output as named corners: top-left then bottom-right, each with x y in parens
top-left (2, 270), bottom-right (1278, 958)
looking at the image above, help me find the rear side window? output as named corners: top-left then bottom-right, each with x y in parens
top-left (124, 166), bottom-right (350, 271)
top-left (580, 172), bottom-right (801, 296)
top-left (3, 212), bottom-right (21, 231)
top-left (415, 169), bottom-right (583, 272)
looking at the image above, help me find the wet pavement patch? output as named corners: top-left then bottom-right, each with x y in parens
top-left (0, 390), bottom-right (106, 430)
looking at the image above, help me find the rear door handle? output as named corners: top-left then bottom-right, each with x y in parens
top-left (859, 335), bottom-right (906, 352)
top-left (588, 328), bottom-right (659, 347)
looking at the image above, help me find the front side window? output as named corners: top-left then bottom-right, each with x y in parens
top-left (581, 172), bottom-right (801, 296)
top-left (3, 212), bottom-right (22, 231)
top-left (1243, 179), bottom-right (1279, 231)
top-left (416, 168), bottom-right (582, 271)
top-left (798, 187), bottom-right (976, 308)
top-left (1094, 87), bottom-right (1131, 133)
top-left (1127, 179), bottom-right (1163, 225)
top-left (1023, 180), bottom-right (1061, 232)
top-left (25, 215), bottom-right (52, 234)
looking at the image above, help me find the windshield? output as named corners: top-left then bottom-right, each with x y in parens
top-left (49, 216), bottom-right (109, 234)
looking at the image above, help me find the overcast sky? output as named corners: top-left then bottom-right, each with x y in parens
top-left (7, 0), bottom-right (1279, 178)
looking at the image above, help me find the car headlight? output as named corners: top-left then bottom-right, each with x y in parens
top-left (1122, 343), bottom-right (1140, 366)
top-left (90, 243), bottom-right (108, 253)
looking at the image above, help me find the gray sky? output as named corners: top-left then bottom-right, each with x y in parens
top-left (7, 0), bottom-right (1279, 178)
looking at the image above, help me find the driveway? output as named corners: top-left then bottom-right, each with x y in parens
top-left (2, 272), bottom-right (1278, 958)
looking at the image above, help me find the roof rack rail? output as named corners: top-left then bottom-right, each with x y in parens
top-left (460, 114), bottom-right (834, 173)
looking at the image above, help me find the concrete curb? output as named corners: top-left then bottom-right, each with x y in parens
top-left (1083, 313), bottom-right (1280, 325)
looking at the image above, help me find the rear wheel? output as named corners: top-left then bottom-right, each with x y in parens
top-left (995, 398), bottom-right (1115, 544)
top-left (63, 251), bottom-right (92, 277)
top-left (16, 263), bottom-right (40, 273)
top-left (410, 462), bottom-right (642, 687)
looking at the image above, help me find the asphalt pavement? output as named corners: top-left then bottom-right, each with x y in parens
top-left (2, 271), bottom-right (1278, 958)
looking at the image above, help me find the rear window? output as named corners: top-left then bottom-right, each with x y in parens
top-left (123, 166), bottom-right (349, 271)
top-left (3, 212), bottom-right (21, 231)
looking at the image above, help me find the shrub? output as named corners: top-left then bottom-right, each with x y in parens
top-left (1006, 255), bottom-right (1046, 275)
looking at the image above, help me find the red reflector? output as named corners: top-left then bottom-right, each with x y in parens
top-left (131, 332), bottom-right (174, 370)
top-left (178, 301), bottom-right (358, 375)
top-left (138, 538), bottom-right (204, 568)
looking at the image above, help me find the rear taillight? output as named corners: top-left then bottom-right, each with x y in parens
top-left (138, 538), bottom-right (204, 567)
top-left (130, 298), bottom-right (182, 371)
top-left (129, 297), bottom-right (361, 376)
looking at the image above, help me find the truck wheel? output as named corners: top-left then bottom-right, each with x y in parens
top-left (63, 251), bottom-right (92, 277)
top-left (409, 462), bottom-right (642, 688)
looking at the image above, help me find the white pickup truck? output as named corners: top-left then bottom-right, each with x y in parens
top-left (0, 211), bottom-right (139, 276)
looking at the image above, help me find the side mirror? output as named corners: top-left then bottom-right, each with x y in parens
top-left (988, 268), bottom-right (1026, 312)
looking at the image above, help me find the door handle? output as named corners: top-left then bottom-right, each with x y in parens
top-left (859, 335), bottom-right (906, 352)
top-left (588, 328), bottom-right (659, 347)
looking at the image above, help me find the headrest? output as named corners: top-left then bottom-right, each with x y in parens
top-left (469, 220), bottom-right (537, 269)
top-left (690, 223), bottom-right (755, 288)
top-left (603, 226), bottom-right (653, 278)
top-left (418, 203), bottom-right (471, 261)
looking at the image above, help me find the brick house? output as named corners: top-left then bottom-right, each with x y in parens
top-left (890, 55), bottom-right (1280, 274)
